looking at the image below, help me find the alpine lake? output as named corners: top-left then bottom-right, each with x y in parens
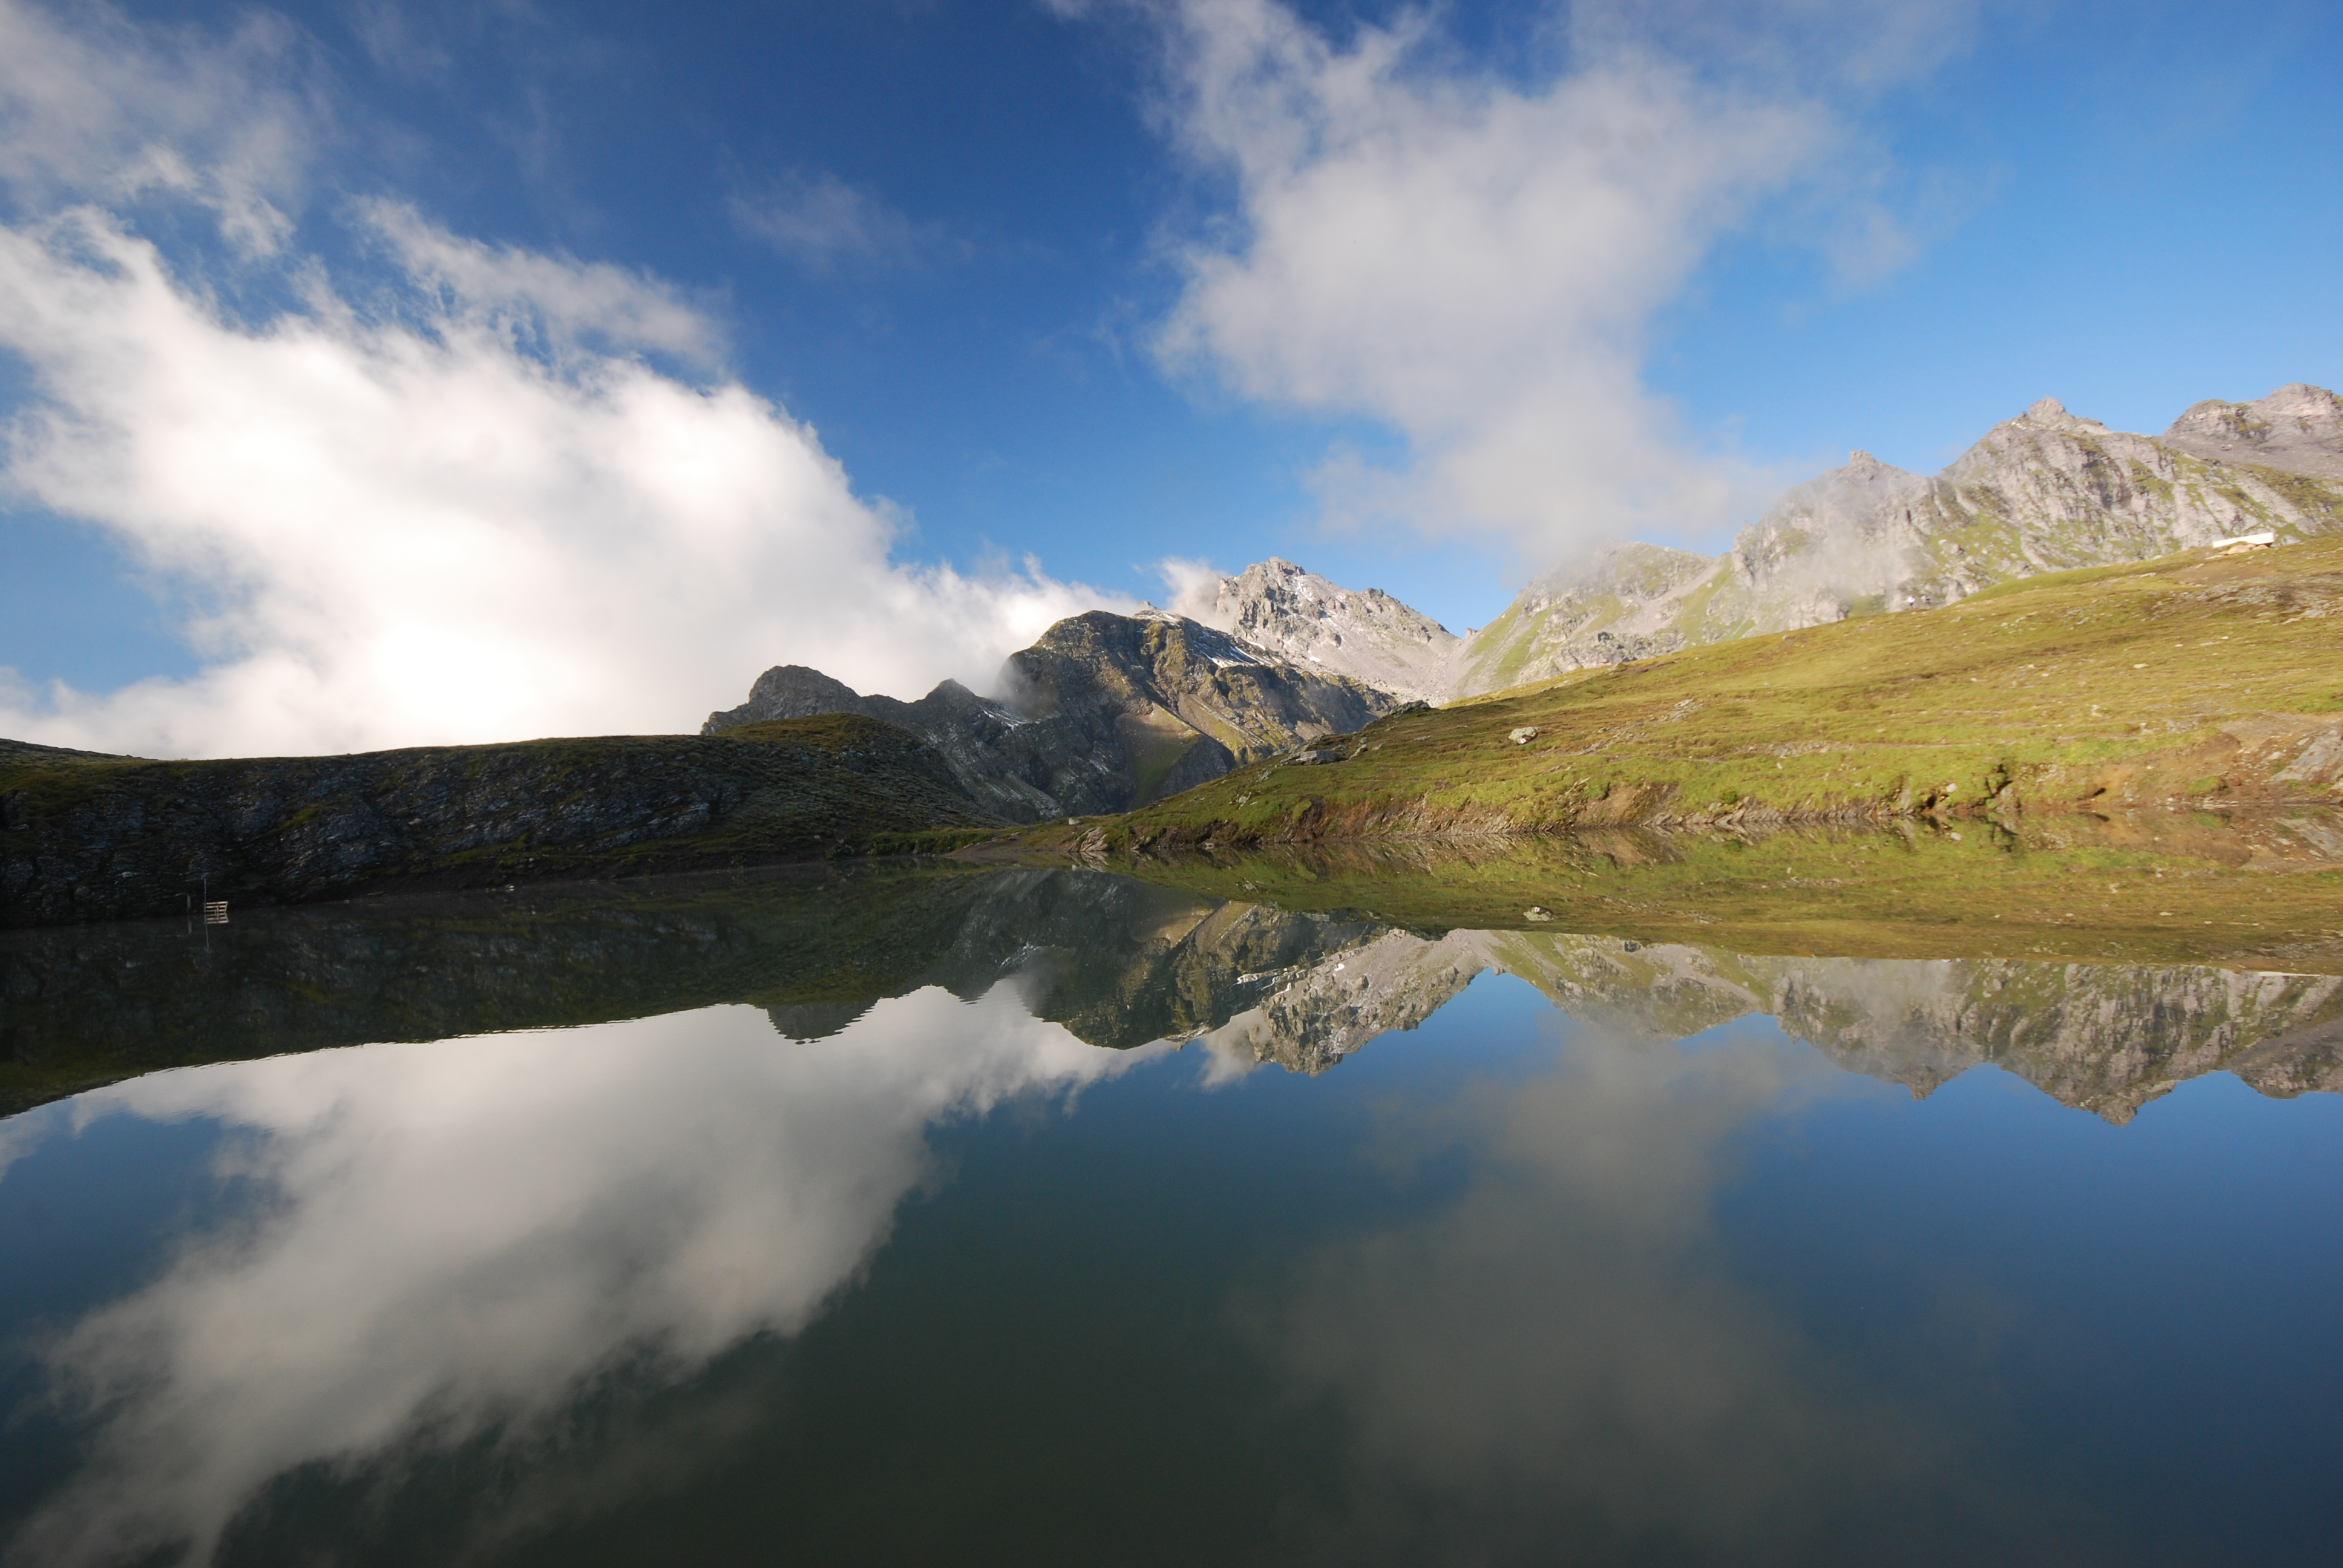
top-left (5, 811), bottom-right (2342, 1567)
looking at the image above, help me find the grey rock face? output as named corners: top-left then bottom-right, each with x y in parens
top-left (705, 610), bottom-right (1401, 822)
top-left (706, 665), bottom-right (872, 726)
top-left (1452, 387), bottom-right (2343, 697)
top-left (2159, 383), bottom-right (2343, 480)
top-left (1197, 558), bottom-right (1461, 703)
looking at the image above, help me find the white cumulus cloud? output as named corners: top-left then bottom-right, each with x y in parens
top-left (1141, 0), bottom-right (1958, 562)
top-left (0, 0), bottom-right (1119, 760)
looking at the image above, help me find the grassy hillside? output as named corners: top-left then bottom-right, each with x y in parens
top-left (1038, 537), bottom-right (2343, 849)
top-left (975, 538), bottom-right (2343, 969)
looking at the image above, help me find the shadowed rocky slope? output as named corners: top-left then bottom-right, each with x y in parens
top-left (0, 714), bottom-right (992, 928)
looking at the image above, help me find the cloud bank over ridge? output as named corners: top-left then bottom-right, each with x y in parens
top-left (1142, 0), bottom-right (1965, 564)
top-left (0, 0), bottom-right (1116, 759)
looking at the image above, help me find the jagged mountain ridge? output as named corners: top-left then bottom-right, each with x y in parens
top-left (2160, 383), bottom-right (2343, 480)
top-left (1450, 384), bottom-right (2343, 696)
top-left (704, 610), bottom-right (1400, 823)
top-left (695, 382), bottom-right (2338, 799)
top-left (1191, 557), bottom-right (1461, 703)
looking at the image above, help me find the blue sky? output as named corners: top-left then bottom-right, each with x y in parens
top-left (1, 0), bottom-right (2337, 753)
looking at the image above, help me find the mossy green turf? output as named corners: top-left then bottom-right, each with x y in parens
top-left (992, 539), bottom-right (2343, 969)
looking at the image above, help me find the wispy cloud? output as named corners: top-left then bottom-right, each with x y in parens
top-left (0, 0), bottom-right (329, 253)
top-left (364, 197), bottom-right (729, 370)
top-left (729, 170), bottom-right (946, 275)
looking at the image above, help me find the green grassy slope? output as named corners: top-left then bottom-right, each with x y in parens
top-left (971, 539), bottom-right (2343, 970)
top-left (1047, 537), bottom-right (2343, 849)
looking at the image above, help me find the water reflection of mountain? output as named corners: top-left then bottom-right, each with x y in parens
top-left (0, 867), bottom-right (1376, 1114)
top-left (1220, 928), bottom-right (2343, 1123)
top-left (6, 866), bottom-right (2338, 1121)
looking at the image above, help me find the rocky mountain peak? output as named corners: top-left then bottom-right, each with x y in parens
top-left (723, 664), bottom-right (874, 722)
top-left (1444, 382), bottom-right (2343, 700)
top-left (2160, 382), bottom-right (2343, 480)
top-left (704, 381), bottom-right (2343, 758)
top-left (705, 607), bottom-right (1398, 823)
top-left (1198, 557), bottom-right (1460, 704)
top-left (2016, 396), bottom-right (2108, 434)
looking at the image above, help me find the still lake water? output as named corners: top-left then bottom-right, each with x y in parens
top-left (2, 866), bottom-right (2339, 1566)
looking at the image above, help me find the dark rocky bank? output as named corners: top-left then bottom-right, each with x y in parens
top-left (0, 714), bottom-right (995, 929)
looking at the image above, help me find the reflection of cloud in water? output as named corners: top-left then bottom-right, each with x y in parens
top-left (15, 988), bottom-right (1153, 1567)
top-left (1248, 1014), bottom-right (2053, 1564)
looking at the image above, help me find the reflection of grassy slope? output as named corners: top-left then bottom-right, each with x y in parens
top-left (1086, 815), bottom-right (2343, 975)
top-left (1032, 539), bottom-right (2343, 856)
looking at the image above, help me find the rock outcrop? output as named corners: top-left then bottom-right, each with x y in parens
top-left (1191, 558), bottom-right (1461, 703)
top-left (706, 610), bottom-right (1400, 822)
top-left (2159, 383), bottom-right (2343, 480)
top-left (1450, 386), bottom-right (2343, 697)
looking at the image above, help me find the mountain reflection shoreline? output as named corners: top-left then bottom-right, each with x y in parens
top-left (3, 864), bottom-right (2341, 1565)
top-left (6, 861), bottom-right (2340, 1124)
